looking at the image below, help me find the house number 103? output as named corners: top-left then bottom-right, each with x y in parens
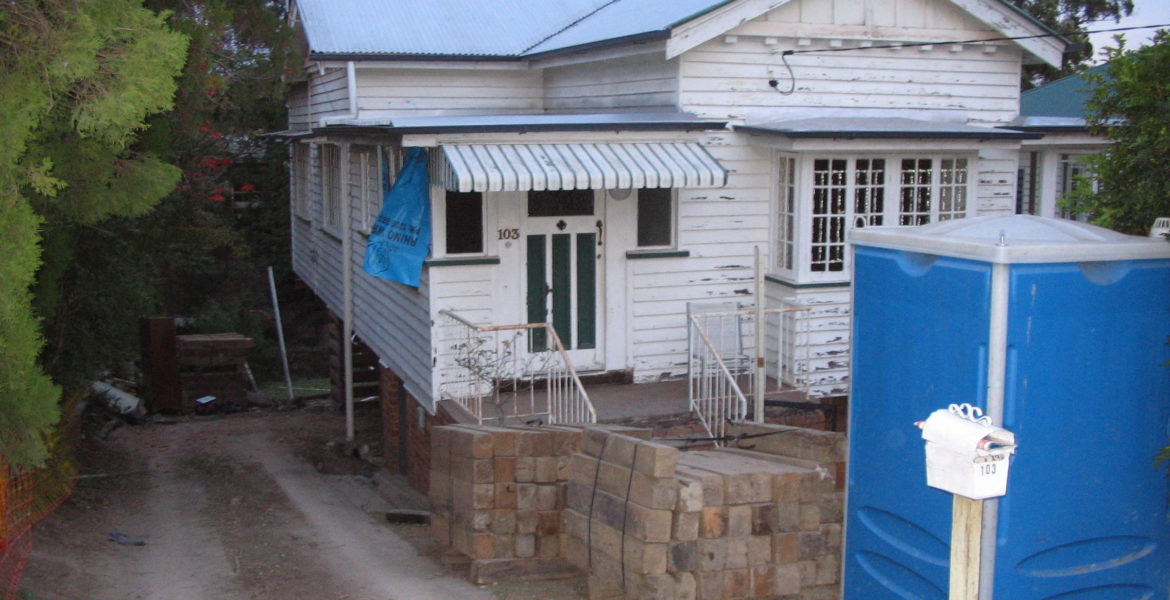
top-left (497, 228), bottom-right (520, 240)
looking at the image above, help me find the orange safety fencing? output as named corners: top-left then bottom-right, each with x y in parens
top-left (0, 406), bottom-right (79, 600)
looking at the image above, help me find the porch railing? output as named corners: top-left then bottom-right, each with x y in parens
top-left (687, 301), bottom-right (811, 445)
top-left (437, 309), bottom-right (597, 425)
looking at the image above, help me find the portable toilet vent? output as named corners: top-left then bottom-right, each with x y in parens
top-left (843, 215), bottom-right (1170, 600)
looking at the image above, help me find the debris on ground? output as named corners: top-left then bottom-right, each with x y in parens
top-left (107, 531), bottom-right (145, 546)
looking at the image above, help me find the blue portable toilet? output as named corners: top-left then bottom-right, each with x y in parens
top-left (842, 215), bottom-right (1170, 599)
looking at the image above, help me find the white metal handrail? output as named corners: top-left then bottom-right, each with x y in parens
top-left (688, 317), bottom-right (750, 444)
top-left (687, 302), bottom-right (812, 445)
top-left (437, 309), bottom-right (596, 425)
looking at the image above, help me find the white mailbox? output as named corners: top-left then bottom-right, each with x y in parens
top-left (918, 404), bottom-right (1017, 500)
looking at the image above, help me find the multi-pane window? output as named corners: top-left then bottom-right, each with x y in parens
top-left (1016, 152), bottom-right (1039, 215)
top-left (636, 188), bottom-right (673, 248)
top-left (321, 144), bottom-right (341, 231)
top-left (1058, 153), bottom-right (1095, 221)
top-left (938, 158), bottom-right (969, 221)
top-left (854, 159), bottom-right (886, 227)
top-left (811, 159), bottom-right (847, 272)
top-left (899, 158), bottom-right (933, 225)
top-left (796, 154), bottom-right (972, 278)
top-left (810, 158), bottom-right (889, 272)
top-left (292, 143), bottom-right (311, 218)
top-left (775, 156), bottom-right (796, 273)
top-left (357, 146), bottom-right (397, 233)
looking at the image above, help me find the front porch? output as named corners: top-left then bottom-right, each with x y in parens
top-left (439, 376), bottom-right (844, 440)
top-left (436, 301), bottom-right (846, 440)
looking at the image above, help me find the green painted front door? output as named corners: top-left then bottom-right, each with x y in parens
top-left (524, 191), bottom-right (603, 371)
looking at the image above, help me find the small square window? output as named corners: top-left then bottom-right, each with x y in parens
top-left (637, 188), bottom-right (673, 247)
top-left (446, 191), bottom-right (483, 254)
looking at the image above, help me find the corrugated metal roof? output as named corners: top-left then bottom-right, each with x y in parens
top-left (296, 0), bottom-right (610, 57)
top-left (296, 0), bottom-right (1064, 60)
top-left (433, 142), bottom-right (727, 192)
top-left (523, 0), bottom-right (735, 55)
top-left (1020, 64), bottom-right (1107, 118)
top-left (736, 117), bottom-right (1040, 139)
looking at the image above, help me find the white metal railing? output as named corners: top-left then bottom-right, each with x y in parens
top-left (687, 301), bottom-right (811, 445)
top-left (437, 310), bottom-right (596, 425)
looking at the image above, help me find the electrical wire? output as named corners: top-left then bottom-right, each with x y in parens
top-left (782, 22), bottom-right (1170, 56)
top-left (766, 22), bottom-right (1168, 95)
top-left (767, 51), bottom-right (796, 95)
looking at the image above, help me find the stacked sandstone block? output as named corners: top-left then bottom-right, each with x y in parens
top-left (563, 425), bottom-right (844, 600)
top-left (429, 424), bottom-right (574, 579)
top-left (429, 423), bottom-right (652, 583)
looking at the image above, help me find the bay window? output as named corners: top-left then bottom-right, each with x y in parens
top-left (776, 153), bottom-right (973, 282)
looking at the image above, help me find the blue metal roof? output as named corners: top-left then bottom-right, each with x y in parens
top-left (524, 0), bottom-right (737, 55)
top-left (1019, 64), bottom-right (1107, 118)
top-left (296, 0), bottom-right (744, 58)
top-left (296, 0), bottom-right (1064, 60)
top-left (296, 0), bottom-right (610, 57)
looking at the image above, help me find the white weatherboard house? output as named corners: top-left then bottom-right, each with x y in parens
top-left (281, 0), bottom-right (1065, 428)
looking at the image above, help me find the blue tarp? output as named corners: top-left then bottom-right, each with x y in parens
top-left (363, 147), bottom-right (431, 287)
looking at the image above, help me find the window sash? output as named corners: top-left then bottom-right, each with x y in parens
top-left (791, 154), bottom-right (973, 282)
top-left (444, 191), bottom-right (485, 255)
top-left (358, 146), bottom-right (398, 234)
top-left (293, 144), bottom-right (311, 218)
top-left (321, 145), bottom-right (341, 231)
top-left (636, 188), bottom-right (674, 248)
top-left (774, 155), bottom-right (797, 276)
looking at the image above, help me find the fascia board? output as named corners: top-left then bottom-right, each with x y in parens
top-left (666, 0), bottom-right (794, 59)
top-left (950, 0), bottom-right (1065, 67)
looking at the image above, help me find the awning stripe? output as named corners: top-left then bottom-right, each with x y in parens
top-left (433, 142), bottom-right (727, 193)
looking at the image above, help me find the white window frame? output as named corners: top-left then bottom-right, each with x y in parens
top-left (321, 144), bottom-right (342, 234)
top-left (355, 146), bottom-right (393, 234)
top-left (433, 187), bottom-right (489, 258)
top-left (634, 187), bottom-right (678, 250)
top-left (775, 153), bottom-right (975, 284)
top-left (1057, 152), bottom-right (1097, 222)
top-left (292, 143), bottom-right (311, 220)
top-left (772, 153), bottom-right (798, 280)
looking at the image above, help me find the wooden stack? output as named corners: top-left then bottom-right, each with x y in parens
top-left (429, 424), bottom-right (586, 583)
top-left (562, 426), bottom-right (844, 600)
top-left (175, 333), bottom-right (254, 413)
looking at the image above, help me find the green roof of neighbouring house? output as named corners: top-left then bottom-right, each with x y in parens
top-left (1020, 64), bottom-right (1109, 118)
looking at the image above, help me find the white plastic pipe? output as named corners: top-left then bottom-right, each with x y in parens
top-left (341, 143), bottom-right (355, 442)
top-left (267, 266), bottom-right (295, 403)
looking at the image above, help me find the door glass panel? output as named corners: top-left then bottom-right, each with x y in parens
top-left (529, 190), bottom-right (594, 217)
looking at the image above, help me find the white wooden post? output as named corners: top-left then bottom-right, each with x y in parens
top-left (753, 246), bottom-right (765, 423)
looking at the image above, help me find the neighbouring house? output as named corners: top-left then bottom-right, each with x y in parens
top-left (1012, 64), bottom-right (1110, 219)
top-left (276, 0), bottom-right (1067, 489)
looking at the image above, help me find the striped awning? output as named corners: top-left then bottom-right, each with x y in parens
top-left (432, 142), bottom-right (727, 193)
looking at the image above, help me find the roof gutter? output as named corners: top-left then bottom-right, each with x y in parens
top-left (308, 30), bottom-right (672, 63)
top-left (735, 125), bottom-right (1044, 141)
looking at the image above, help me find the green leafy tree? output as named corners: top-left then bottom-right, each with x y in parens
top-left (1065, 33), bottom-right (1170, 234)
top-left (36, 0), bottom-right (301, 389)
top-left (0, 0), bottom-right (187, 466)
top-left (1009, 0), bottom-right (1134, 86)
top-left (1062, 33), bottom-right (1170, 477)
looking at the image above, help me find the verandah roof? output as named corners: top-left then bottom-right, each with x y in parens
top-left (431, 142), bottom-right (728, 193)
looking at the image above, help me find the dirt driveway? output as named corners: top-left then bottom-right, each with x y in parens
top-left (19, 407), bottom-right (507, 600)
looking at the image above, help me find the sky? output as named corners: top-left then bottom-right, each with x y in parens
top-left (1086, 0), bottom-right (1170, 61)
